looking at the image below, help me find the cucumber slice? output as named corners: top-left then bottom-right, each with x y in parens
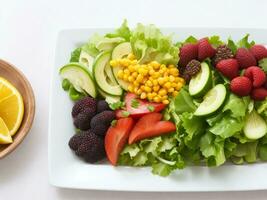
top-left (59, 63), bottom-right (97, 98)
top-left (194, 84), bottom-right (227, 116)
top-left (93, 51), bottom-right (123, 96)
top-left (244, 110), bottom-right (267, 140)
top-left (189, 62), bottom-right (212, 98)
top-left (112, 42), bottom-right (132, 91)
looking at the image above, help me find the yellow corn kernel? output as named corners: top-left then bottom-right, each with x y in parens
top-left (134, 87), bottom-right (139, 94)
top-left (163, 76), bottom-right (169, 82)
top-left (152, 72), bottom-right (160, 79)
top-left (164, 71), bottom-right (169, 77)
top-left (169, 68), bottom-right (179, 76)
top-left (169, 75), bottom-right (175, 82)
top-left (152, 79), bottom-right (158, 86)
top-left (133, 81), bottom-right (139, 87)
top-left (140, 92), bottom-right (147, 99)
top-left (160, 64), bottom-right (167, 70)
top-left (164, 82), bottom-right (172, 89)
top-left (171, 82), bottom-right (177, 88)
top-left (123, 74), bottom-right (128, 81)
top-left (148, 65), bottom-right (153, 70)
top-left (158, 77), bottom-right (165, 86)
top-left (175, 77), bottom-right (180, 82)
top-left (128, 65), bottom-right (136, 72)
top-left (123, 69), bottom-right (130, 75)
top-left (139, 68), bottom-right (148, 76)
top-left (162, 95), bottom-right (168, 100)
top-left (168, 88), bottom-right (175, 93)
top-left (149, 69), bottom-right (155, 76)
top-left (150, 61), bottom-right (160, 69)
top-left (146, 80), bottom-right (153, 87)
top-left (128, 85), bottom-right (134, 92)
top-left (144, 86), bottom-right (152, 93)
top-left (147, 93), bottom-right (153, 101)
top-left (140, 85), bottom-right (146, 91)
top-left (117, 70), bottom-right (124, 79)
top-left (176, 82), bottom-right (183, 90)
top-left (136, 89), bottom-right (142, 95)
top-left (153, 96), bottom-right (161, 103)
top-left (132, 72), bottom-right (138, 78)
top-left (131, 59), bottom-right (138, 65)
top-left (168, 64), bottom-right (175, 69)
top-left (110, 60), bottom-right (117, 67)
top-left (136, 74), bottom-right (144, 82)
top-left (142, 78), bottom-right (148, 85)
top-left (162, 100), bottom-right (169, 105)
top-left (159, 88), bottom-right (167, 96)
top-left (172, 91), bottom-right (179, 97)
top-left (153, 85), bottom-right (160, 92)
top-left (127, 53), bottom-right (136, 60)
top-left (128, 76), bottom-right (134, 82)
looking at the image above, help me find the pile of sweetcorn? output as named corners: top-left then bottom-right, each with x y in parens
top-left (110, 54), bottom-right (185, 104)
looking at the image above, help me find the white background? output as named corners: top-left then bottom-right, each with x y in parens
top-left (1, 0), bottom-right (267, 199)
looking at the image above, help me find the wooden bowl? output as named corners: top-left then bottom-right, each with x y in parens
top-left (0, 59), bottom-right (35, 159)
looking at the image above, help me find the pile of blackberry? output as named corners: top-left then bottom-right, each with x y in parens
top-left (69, 97), bottom-right (115, 163)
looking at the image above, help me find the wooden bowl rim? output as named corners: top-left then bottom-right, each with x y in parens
top-left (0, 59), bottom-right (35, 159)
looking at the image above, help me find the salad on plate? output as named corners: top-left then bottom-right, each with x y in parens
top-left (59, 21), bottom-right (267, 177)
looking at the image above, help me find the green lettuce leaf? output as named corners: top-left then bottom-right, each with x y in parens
top-left (130, 23), bottom-right (179, 65)
top-left (208, 35), bottom-right (223, 48)
top-left (209, 113), bottom-right (244, 139)
top-left (184, 35), bottom-right (198, 44)
top-left (105, 20), bottom-right (131, 41)
top-left (222, 94), bottom-right (250, 118)
top-left (200, 132), bottom-right (225, 166)
top-left (227, 37), bottom-right (237, 54)
top-left (259, 58), bottom-right (267, 73)
top-left (81, 34), bottom-right (102, 57)
top-left (172, 88), bottom-right (196, 114)
top-left (237, 34), bottom-right (255, 49)
top-left (69, 47), bottom-right (82, 62)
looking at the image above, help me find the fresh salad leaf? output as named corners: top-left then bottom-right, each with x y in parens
top-left (172, 88), bottom-right (196, 114)
top-left (130, 23), bottom-right (179, 64)
top-left (208, 35), bottom-right (224, 48)
top-left (259, 144), bottom-right (267, 161)
top-left (227, 37), bottom-right (237, 54)
top-left (222, 94), bottom-right (250, 118)
top-left (70, 47), bottom-right (82, 62)
top-left (209, 113), bottom-right (244, 139)
top-left (259, 58), bottom-right (267, 73)
top-left (81, 34), bottom-right (102, 57)
top-left (237, 34), bottom-right (255, 49)
top-left (105, 20), bottom-right (131, 41)
top-left (200, 132), bottom-right (226, 166)
top-left (184, 35), bottom-right (198, 44)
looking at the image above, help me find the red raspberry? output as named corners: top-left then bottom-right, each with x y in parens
top-left (197, 38), bottom-right (216, 61)
top-left (216, 58), bottom-right (239, 80)
top-left (178, 44), bottom-right (198, 67)
top-left (250, 45), bottom-right (267, 61)
top-left (251, 87), bottom-right (267, 101)
top-left (235, 48), bottom-right (257, 69)
top-left (230, 76), bottom-right (252, 96)
top-left (244, 66), bottom-right (266, 88)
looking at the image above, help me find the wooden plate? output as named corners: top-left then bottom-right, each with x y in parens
top-left (0, 59), bottom-right (35, 159)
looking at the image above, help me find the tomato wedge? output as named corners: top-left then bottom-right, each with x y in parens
top-left (128, 113), bottom-right (176, 144)
top-left (105, 118), bottom-right (135, 165)
top-left (116, 93), bottom-right (166, 119)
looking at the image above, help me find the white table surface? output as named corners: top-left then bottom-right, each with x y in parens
top-left (1, 0), bottom-right (267, 199)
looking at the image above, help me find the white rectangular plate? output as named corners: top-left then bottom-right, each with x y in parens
top-left (49, 28), bottom-right (267, 191)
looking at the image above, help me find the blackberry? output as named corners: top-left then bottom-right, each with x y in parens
top-left (184, 59), bottom-right (201, 76)
top-left (97, 100), bottom-right (110, 113)
top-left (73, 108), bottom-right (95, 130)
top-left (68, 132), bottom-right (88, 151)
top-left (213, 45), bottom-right (234, 65)
top-left (75, 131), bottom-right (106, 163)
top-left (90, 111), bottom-right (115, 128)
top-left (91, 124), bottom-right (109, 137)
top-left (72, 97), bottom-right (97, 118)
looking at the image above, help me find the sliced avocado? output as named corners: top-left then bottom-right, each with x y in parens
top-left (112, 42), bottom-right (132, 90)
top-left (93, 51), bottom-right (123, 96)
top-left (59, 63), bottom-right (97, 98)
top-left (79, 50), bottom-right (94, 73)
top-left (98, 87), bottom-right (121, 104)
top-left (96, 37), bottom-right (125, 51)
